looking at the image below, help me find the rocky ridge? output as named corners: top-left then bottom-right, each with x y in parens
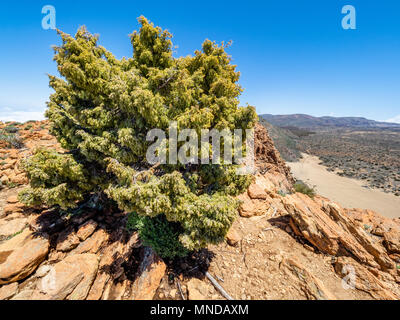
top-left (0, 121), bottom-right (399, 300)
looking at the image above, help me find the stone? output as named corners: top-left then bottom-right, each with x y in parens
top-left (6, 195), bottom-right (18, 204)
top-left (284, 194), bottom-right (394, 270)
top-left (0, 218), bottom-right (27, 238)
top-left (281, 257), bottom-right (336, 300)
top-left (0, 282), bottom-right (19, 300)
top-left (11, 289), bottom-right (34, 300)
top-left (248, 183), bottom-right (268, 200)
top-left (238, 193), bottom-right (269, 218)
top-left (101, 279), bottom-right (130, 300)
top-left (335, 256), bottom-right (400, 300)
top-left (76, 219), bottom-right (98, 241)
top-left (226, 228), bottom-right (241, 246)
top-left (72, 228), bottom-right (108, 254)
top-left (36, 254), bottom-right (99, 300)
top-left (87, 272), bottom-right (110, 300)
top-left (11, 174), bottom-right (28, 185)
top-left (131, 247), bottom-right (166, 300)
top-left (0, 229), bottom-right (49, 284)
top-left (3, 203), bottom-right (25, 216)
top-left (383, 230), bottom-right (400, 254)
top-left (87, 231), bottom-right (140, 300)
top-left (56, 229), bottom-right (80, 252)
top-left (187, 278), bottom-right (209, 300)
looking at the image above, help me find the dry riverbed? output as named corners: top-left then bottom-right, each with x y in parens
top-left (288, 153), bottom-right (400, 218)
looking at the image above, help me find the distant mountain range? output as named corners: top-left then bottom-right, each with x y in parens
top-left (260, 114), bottom-right (400, 129)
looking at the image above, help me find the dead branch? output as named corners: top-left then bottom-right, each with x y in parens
top-left (176, 279), bottom-right (185, 300)
top-left (205, 271), bottom-right (233, 300)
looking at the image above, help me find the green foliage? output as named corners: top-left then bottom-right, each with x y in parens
top-left (127, 212), bottom-right (189, 259)
top-left (20, 17), bottom-right (257, 257)
top-left (0, 129), bottom-right (24, 148)
top-left (294, 181), bottom-right (316, 198)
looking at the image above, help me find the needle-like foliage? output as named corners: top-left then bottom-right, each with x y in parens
top-left (19, 17), bottom-right (257, 257)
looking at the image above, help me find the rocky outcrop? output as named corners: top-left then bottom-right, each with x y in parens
top-left (283, 194), bottom-right (394, 270)
top-left (282, 193), bottom-right (400, 299)
top-left (0, 121), bottom-right (61, 188)
top-left (33, 253), bottom-right (99, 300)
top-left (280, 257), bottom-right (336, 300)
top-left (335, 256), bottom-right (399, 300)
top-left (0, 189), bottom-right (165, 300)
top-left (1, 120), bottom-right (399, 301)
top-left (130, 247), bottom-right (167, 300)
top-left (254, 123), bottom-right (294, 185)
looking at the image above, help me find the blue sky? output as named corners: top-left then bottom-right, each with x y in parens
top-left (0, 0), bottom-right (399, 122)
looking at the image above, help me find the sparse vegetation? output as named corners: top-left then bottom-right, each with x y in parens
top-left (4, 125), bottom-right (19, 133)
top-left (260, 116), bottom-right (400, 195)
top-left (5, 229), bottom-right (24, 241)
top-left (294, 181), bottom-right (316, 198)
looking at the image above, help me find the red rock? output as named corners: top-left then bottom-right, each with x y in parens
top-left (131, 247), bottom-right (166, 300)
top-left (72, 229), bottom-right (109, 254)
top-left (383, 230), bottom-right (400, 254)
top-left (56, 229), bottom-right (80, 252)
top-left (284, 194), bottom-right (394, 270)
top-left (247, 183), bottom-right (268, 200)
top-left (76, 220), bottom-right (98, 241)
top-left (3, 203), bottom-right (25, 216)
top-left (0, 282), bottom-right (19, 300)
top-left (187, 278), bottom-right (209, 300)
top-left (6, 195), bottom-right (18, 204)
top-left (226, 228), bottom-right (241, 246)
top-left (35, 253), bottom-right (99, 300)
top-left (281, 257), bottom-right (336, 300)
top-left (335, 256), bottom-right (400, 300)
top-left (238, 193), bottom-right (269, 217)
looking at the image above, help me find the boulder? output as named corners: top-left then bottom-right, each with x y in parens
top-left (283, 194), bottom-right (394, 270)
top-left (56, 229), bottom-right (80, 252)
top-left (36, 254), bottom-right (99, 300)
top-left (281, 257), bottom-right (336, 300)
top-left (238, 193), bottom-right (269, 217)
top-left (87, 231), bottom-right (140, 300)
top-left (3, 203), bottom-right (25, 216)
top-left (383, 230), bottom-right (400, 254)
top-left (0, 229), bottom-right (49, 284)
top-left (6, 195), bottom-right (18, 204)
top-left (72, 228), bottom-right (108, 254)
top-left (226, 228), bottom-right (241, 246)
top-left (77, 220), bottom-right (98, 241)
top-left (0, 282), bottom-right (19, 300)
top-left (335, 256), bottom-right (400, 300)
top-left (247, 183), bottom-right (268, 200)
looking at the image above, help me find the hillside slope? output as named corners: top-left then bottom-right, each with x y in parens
top-left (0, 121), bottom-right (399, 300)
